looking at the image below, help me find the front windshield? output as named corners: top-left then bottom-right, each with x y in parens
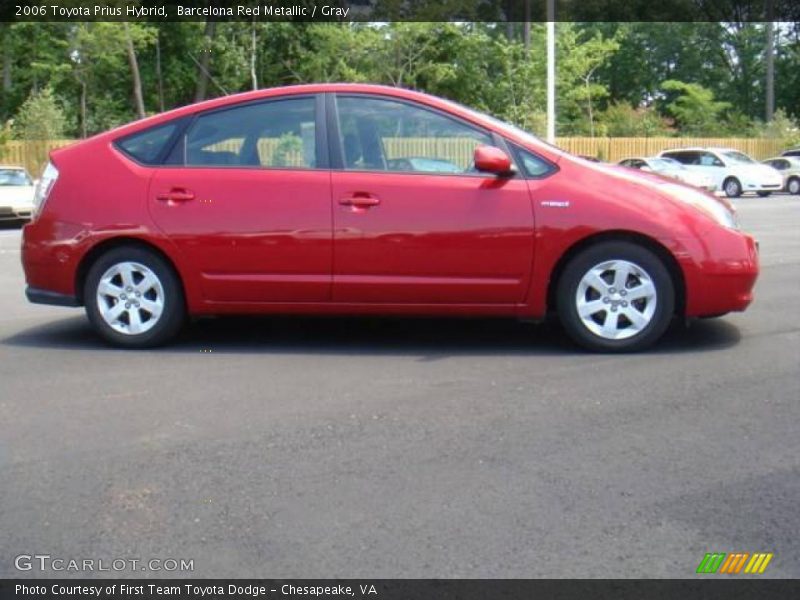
top-left (721, 151), bottom-right (756, 164)
top-left (0, 169), bottom-right (33, 186)
top-left (437, 97), bottom-right (553, 149)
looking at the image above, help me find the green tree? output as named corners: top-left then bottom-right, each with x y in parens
top-left (660, 80), bottom-right (732, 136)
top-left (13, 87), bottom-right (66, 140)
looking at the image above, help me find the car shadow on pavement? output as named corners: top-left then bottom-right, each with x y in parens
top-left (3, 314), bottom-right (741, 357)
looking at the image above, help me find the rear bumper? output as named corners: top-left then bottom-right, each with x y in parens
top-left (25, 286), bottom-right (80, 307)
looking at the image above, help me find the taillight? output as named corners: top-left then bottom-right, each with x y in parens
top-left (32, 161), bottom-right (59, 219)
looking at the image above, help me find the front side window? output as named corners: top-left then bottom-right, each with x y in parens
top-left (335, 96), bottom-right (493, 174)
top-left (184, 98), bottom-right (317, 168)
top-left (698, 152), bottom-right (724, 167)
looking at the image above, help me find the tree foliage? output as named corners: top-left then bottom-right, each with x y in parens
top-left (0, 21), bottom-right (798, 140)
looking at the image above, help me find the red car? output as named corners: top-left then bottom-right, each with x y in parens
top-left (22, 84), bottom-right (758, 351)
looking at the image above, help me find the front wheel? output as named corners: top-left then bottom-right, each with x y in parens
top-left (556, 242), bottom-right (675, 352)
top-left (787, 177), bottom-right (800, 195)
top-left (723, 177), bottom-right (742, 198)
top-left (84, 246), bottom-right (185, 348)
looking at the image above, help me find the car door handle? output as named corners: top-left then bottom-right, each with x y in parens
top-left (339, 193), bottom-right (380, 208)
top-left (157, 188), bottom-right (195, 203)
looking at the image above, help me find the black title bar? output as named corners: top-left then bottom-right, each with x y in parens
top-left (1, 0), bottom-right (799, 23)
top-left (3, 580), bottom-right (800, 600)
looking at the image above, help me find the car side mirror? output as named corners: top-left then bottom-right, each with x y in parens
top-left (474, 145), bottom-right (514, 176)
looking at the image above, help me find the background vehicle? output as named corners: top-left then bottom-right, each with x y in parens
top-left (659, 147), bottom-right (783, 198)
top-left (0, 165), bottom-right (36, 223)
top-left (617, 156), bottom-right (716, 191)
top-left (21, 84), bottom-right (758, 352)
top-left (781, 147), bottom-right (800, 158)
top-left (763, 156), bottom-right (800, 195)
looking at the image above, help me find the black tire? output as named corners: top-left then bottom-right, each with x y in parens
top-left (787, 177), bottom-right (800, 195)
top-left (84, 246), bottom-right (185, 348)
top-left (556, 241), bottom-right (675, 352)
top-left (723, 177), bottom-right (742, 198)
top-left (757, 191), bottom-right (771, 197)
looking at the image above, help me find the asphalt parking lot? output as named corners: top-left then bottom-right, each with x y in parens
top-left (0, 194), bottom-right (798, 579)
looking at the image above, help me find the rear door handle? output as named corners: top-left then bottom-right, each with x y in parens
top-left (338, 193), bottom-right (380, 208)
top-left (157, 188), bottom-right (195, 203)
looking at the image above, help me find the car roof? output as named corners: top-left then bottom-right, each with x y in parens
top-left (95, 83), bottom-right (486, 139)
top-left (764, 155), bottom-right (800, 162)
top-left (0, 165), bottom-right (27, 170)
top-left (662, 147), bottom-right (735, 153)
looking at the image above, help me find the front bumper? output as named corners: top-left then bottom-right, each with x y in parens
top-left (0, 205), bottom-right (34, 221)
top-left (680, 228), bottom-right (759, 317)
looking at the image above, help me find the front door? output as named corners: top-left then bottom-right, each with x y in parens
top-left (329, 95), bottom-right (534, 305)
top-left (148, 95), bottom-right (332, 304)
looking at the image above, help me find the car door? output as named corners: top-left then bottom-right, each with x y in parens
top-left (328, 94), bottom-right (534, 305)
top-left (148, 95), bottom-right (333, 304)
top-left (696, 151), bottom-right (728, 188)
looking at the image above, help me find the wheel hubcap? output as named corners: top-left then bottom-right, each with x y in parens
top-left (575, 259), bottom-right (657, 340)
top-left (790, 180), bottom-right (799, 194)
top-left (96, 262), bottom-right (164, 335)
top-left (726, 181), bottom-right (738, 196)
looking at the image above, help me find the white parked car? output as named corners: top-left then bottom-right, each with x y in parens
top-left (763, 156), bottom-right (800, 195)
top-left (658, 147), bottom-right (783, 198)
top-left (0, 165), bottom-right (36, 222)
top-left (617, 156), bottom-right (716, 191)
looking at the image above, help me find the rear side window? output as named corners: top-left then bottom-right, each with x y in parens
top-left (183, 98), bottom-right (317, 168)
top-left (116, 123), bottom-right (178, 165)
top-left (662, 151), bottom-right (695, 165)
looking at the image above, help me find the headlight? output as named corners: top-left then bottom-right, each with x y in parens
top-left (32, 161), bottom-right (59, 219)
top-left (664, 183), bottom-right (739, 230)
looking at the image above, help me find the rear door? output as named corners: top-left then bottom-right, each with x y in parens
top-left (148, 95), bottom-right (333, 304)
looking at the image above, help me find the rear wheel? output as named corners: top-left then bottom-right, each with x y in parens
top-left (556, 241), bottom-right (675, 352)
top-left (787, 177), bottom-right (800, 195)
top-left (84, 246), bottom-right (185, 348)
top-left (723, 177), bottom-right (742, 198)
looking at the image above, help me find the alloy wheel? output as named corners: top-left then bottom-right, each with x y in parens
top-left (96, 261), bottom-right (165, 335)
top-left (575, 259), bottom-right (657, 340)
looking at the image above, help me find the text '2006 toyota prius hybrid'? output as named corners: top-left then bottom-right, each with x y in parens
top-left (21, 84), bottom-right (759, 352)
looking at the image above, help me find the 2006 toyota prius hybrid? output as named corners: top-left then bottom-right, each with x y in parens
top-left (22, 84), bottom-right (759, 351)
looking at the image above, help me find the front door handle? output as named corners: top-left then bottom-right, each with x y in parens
top-left (339, 193), bottom-right (380, 209)
top-left (157, 188), bottom-right (195, 203)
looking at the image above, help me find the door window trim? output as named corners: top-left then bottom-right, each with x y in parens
top-left (161, 93), bottom-right (329, 171)
top-left (326, 92), bottom-right (520, 178)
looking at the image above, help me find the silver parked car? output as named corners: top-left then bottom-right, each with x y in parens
top-left (617, 156), bottom-right (716, 191)
top-left (0, 166), bottom-right (36, 222)
top-left (762, 156), bottom-right (800, 195)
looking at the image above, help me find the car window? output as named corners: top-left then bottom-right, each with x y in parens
top-left (721, 150), bottom-right (755, 164)
top-left (662, 151), bottom-right (696, 165)
top-left (117, 123), bottom-right (178, 165)
top-left (698, 152), bottom-right (723, 167)
top-left (0, 168), bottom-right (33, 186)
top-left (514, 147), bottom-right (555, 177)
top-left (782, 149), bottom-right (800, 157)
top-left (335, 96), bottom-right (493, 174)
top-left (184, 98), bottom-right (317, 168)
